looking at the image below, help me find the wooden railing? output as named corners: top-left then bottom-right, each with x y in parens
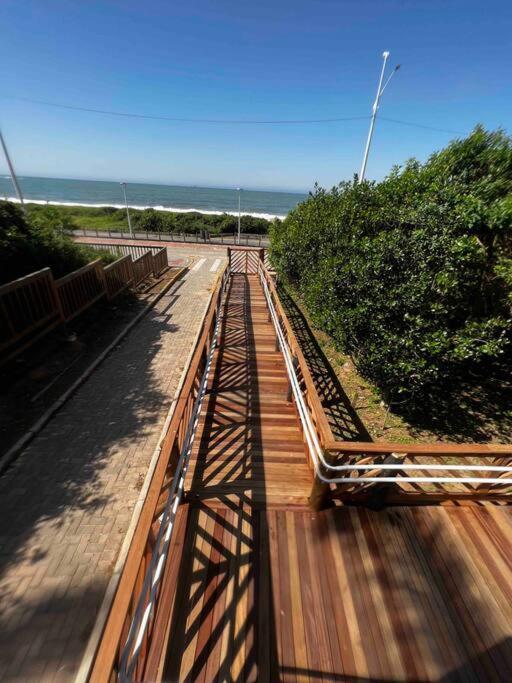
top-left (103, 255), bottom-right (134, 299)
top-left (55, 260), bottom-right (106, 321)
top-left (0, 268), bottom-right (62, 360)
top-left (227, 246), bottom-right (265, 274)
top-left (132, 251), bottom-right (154, 286)
top-left (152, 247), bottom-right (168, 276)
top-left (1, 249), bottom-right (169, 364)
top-left (71, 242), bottom-right (169, 279)
top-left (257, 260), bottom-right (512, 506)
top-left (88, 265), bottom-right (229, 682)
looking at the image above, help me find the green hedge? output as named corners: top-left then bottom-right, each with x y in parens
top-left (25, 203), bottom-right (277, 236)
top-left (0, 202), bottom-right (115, 285)
top-left (270, 126), bottom-right (512, 406)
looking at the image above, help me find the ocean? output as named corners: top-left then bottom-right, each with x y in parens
top-left (0, 176), bottom-right (307, 220)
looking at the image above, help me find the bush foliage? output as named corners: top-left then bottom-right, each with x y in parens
top-left (25, 203), bottom-right (276, 236)
top-left (0, 202), bottom-right (115, 285)
top-left (270, 126), bottom-right (512, 405)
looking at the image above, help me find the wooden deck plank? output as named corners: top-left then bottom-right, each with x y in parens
top-left (160, 504), bottom-right (512, 682)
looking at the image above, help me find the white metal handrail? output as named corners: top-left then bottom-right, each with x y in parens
top-left (258, 264), bottom-right (512, 486)
top-left (118, 267), bottom-right (230, 682)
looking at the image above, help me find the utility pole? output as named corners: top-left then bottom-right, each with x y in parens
top-left (237, 187), bottom-right (242, 245)
top-left (120, 182), bottom-right (133, 238)
top-left (0, 128), bottom-right (25, 210)
top-left (359, 52), bottom-right (400, 183)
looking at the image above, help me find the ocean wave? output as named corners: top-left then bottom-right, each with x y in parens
top-left (2, 196), bottom-right (286, 221)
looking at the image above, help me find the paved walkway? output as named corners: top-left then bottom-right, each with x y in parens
top-left (0, 256), bottom-right (225, 682)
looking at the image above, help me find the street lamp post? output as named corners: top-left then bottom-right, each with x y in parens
top-left (120, 182), bottom-right (133, 238)
top-left (0, 128), bottom-right (25, 210)
top-left (237, 187), bottom-right (242, 245)
top-left (359, 52), bottom-right (400, 183)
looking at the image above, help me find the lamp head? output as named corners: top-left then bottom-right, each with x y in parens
top-left (382, 51), bottom-right (390, 58)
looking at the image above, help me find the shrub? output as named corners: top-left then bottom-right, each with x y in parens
top-left (0, 202), bottom-right (115, 284)
top-left (135, 208), bottom-right (165, 232)
top-left (270, 126), bottom-right (512, 405)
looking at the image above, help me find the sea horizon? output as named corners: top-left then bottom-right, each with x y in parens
top-left (0, 175), bottom-right (308, 220)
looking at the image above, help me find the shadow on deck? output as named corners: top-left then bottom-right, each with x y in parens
top-left (162, 503), bottom-right (512, 682)
top-left (276, 285), bottom-right (370, 443)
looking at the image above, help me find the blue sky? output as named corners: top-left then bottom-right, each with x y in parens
top-left (0, 0), bottom-right (511, 192)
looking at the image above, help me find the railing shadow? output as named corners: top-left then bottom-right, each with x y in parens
top-left (277, 284), bottom-right (370, 442)
top-left (162, 272), bottom-right (280, 681)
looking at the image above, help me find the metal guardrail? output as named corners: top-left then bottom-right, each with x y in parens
top-left (70, 228), bottom-right (270, 247)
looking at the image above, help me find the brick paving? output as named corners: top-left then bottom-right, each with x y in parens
top-left (0, 257), bottom-right (225, 682)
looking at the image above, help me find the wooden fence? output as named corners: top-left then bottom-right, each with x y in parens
top-left (103, 255), bottom-right (134, 299)
top-left (152, 247), bottom-right (168, 276)
top-left (132, 251), bottom-right (154, 286)
top-left (56, 260), bottom-right (105, 321)
top-left (76, 242), bottom-right (169, 277)
top-left (227, 246), bottom-right (265, 274)
top-left (1, 246), bottom-right (168, 364)
top-left (0, 268), bottom-right (62, 361)
top-left (85, 242), bottom-right (162, 260)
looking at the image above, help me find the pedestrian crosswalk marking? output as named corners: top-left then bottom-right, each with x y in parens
top-left (191, 257), bottom-right (206, 271)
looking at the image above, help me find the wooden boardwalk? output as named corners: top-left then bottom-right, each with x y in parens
top-left (157, 273), bottom-right (512, 682)
top-left (87, 259), bottom-right (512, 682)
top-left (187, 273), bottom-right (312, 508)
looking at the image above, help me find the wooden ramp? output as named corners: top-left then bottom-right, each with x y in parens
top-left (187, 273), bottom-right (312, 508)
top-left (158, 273), bottom-right (512, 682)
top-left (88, 259), bottom-right (512, 682)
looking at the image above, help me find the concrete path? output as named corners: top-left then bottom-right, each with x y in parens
top-left (0, 255), bottom-right (225, 682)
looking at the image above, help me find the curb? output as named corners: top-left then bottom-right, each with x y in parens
top-left (0, 266), bottom-right (187, 476)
